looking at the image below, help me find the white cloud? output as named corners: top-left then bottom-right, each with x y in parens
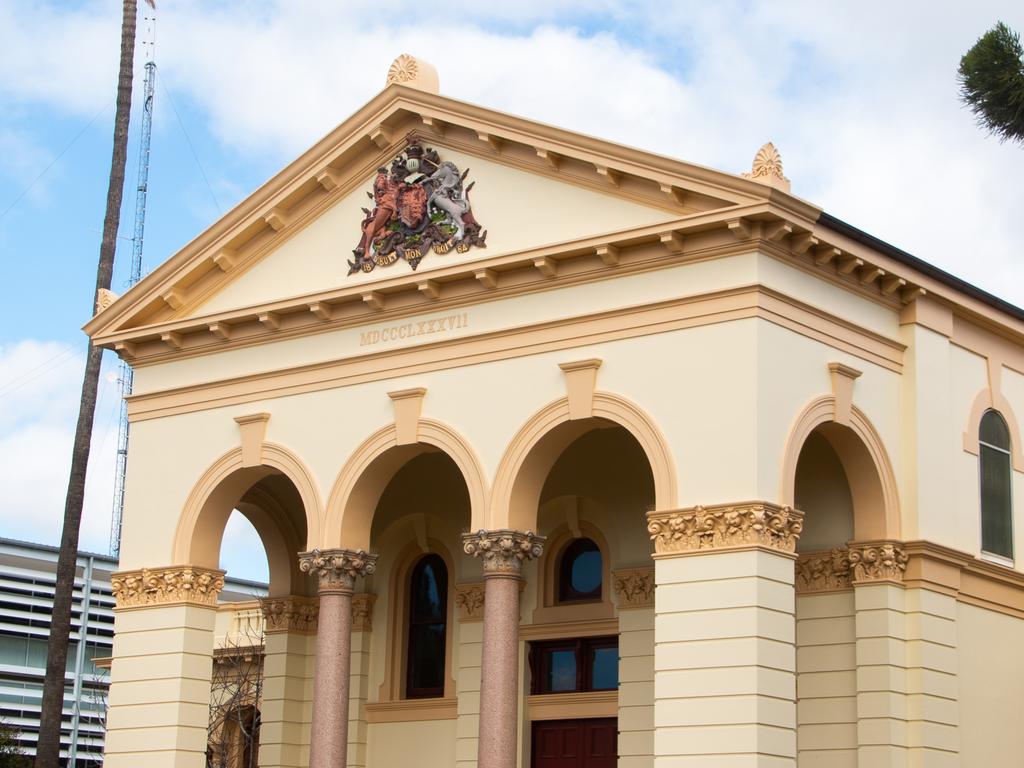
top-left (219, 511), bottom-right (270, 584)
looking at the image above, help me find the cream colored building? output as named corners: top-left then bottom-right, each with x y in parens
top-left (88, 56), bottom-right (1024, 768)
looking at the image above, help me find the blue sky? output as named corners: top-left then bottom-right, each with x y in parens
top-left (1, 1), bottom-right (1022, 582)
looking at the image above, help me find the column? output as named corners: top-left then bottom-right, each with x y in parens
top-left (103, 565), bottom-right (224, 768)
top-left (849, 541), bottom-right (910, 767)
top-left (462, 529), bottom-right (545, 768)
top-left (646, 502), bottom-right (803, 767)
top-left (258, 596), bottom-right (319, 768)
top-left (299, 549), bottom-right (378, 768)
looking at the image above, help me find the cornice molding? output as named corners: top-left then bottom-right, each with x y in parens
top-left (111, 565), bottom-right (225, 609)
top-left (647, 502), bottom-right (803, 556)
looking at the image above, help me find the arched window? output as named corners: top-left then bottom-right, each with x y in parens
top-left (980, 410), bottom-right (1013, 560)
top-left (558, 538), bottom-right (602, 603)
top-left (406, 554), bottom-right (448, 698)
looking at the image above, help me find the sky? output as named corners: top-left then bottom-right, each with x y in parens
top-left (0, 1), bottom-right (1022, 583)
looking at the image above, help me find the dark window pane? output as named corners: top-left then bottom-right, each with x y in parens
top-left (411, 557), bottom-right (446, 621)
top-left (559, 538), bottom-right (602, 602)
top-left (981, 444), bottom-right (1013, 558)
top-left (590, 647), bottom-right (618, 690)
top-left (546, 649), bottom-right (577, 692)
top-left (980, 410), bottom-right (1011, 450)
top-left (406, 554), bottom-right (448, 697)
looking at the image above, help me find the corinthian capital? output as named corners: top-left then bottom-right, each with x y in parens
top-left (848, 541), bottom-right (908, 584)
top-left (462, 529), bottom-right (545, 576)
top-left (299, 548), bottom-right (378, 593)
top-left (647, 502), bottom-right (803, 555)
top-left (111, 565), bottom-right (225, 608)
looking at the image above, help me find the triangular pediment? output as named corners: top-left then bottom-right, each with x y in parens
top-left (87, 82), bottom-right (807, 354)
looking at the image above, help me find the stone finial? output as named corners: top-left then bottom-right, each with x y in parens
top-left (95, 288), bottom-right (118, 315)
top-left (299, 548), bottom-right (378, 593)
top-left (742, 142), bottom-right (791, 192)
top-left (386, 54), bottom-right (439, 94)
top-left (463, 529), bottom-right (545, 576)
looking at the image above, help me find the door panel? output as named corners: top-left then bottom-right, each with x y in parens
top-left (532, 718), bottom-right (617, 768)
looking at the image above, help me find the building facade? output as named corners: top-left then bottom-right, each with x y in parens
top-left (0, 537), bottom-right (265, 765)
top-left (88, 57), bottom-right (1024, 767)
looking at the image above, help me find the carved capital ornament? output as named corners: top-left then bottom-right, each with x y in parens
top-left (454, 582), bottom-right (486, 620)
top-left (111, 565), bottom-right (225, 608)
top-left (260, 596), bottom-right (320, 633)
top-left (351, 592), bottom-right (376, 631)
top-left (299, 548), bottom-right (378, 593)
top-left (795, 541), bottom-right (909, 592)
top-left (612, 567), bottom-right (655, 609)
top-left (462, 529), bottom-right (545, 576)
top-left (647, 502), bottom-right (803, 555)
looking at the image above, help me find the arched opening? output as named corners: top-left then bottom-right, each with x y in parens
top-left (791, 419), bottom-right (890, 766)
top-left (520, 421), bottom-right (656, 764)
top-left (360, 448), bottom-right (471, 716)
top-left (979, 409), bottom-right (1013, 560)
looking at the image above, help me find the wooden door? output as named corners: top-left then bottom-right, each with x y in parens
top-left (532, 718), bottom-right (617, 768)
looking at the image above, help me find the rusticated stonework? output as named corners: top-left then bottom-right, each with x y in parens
top-left (260, 596), bottom-right (319, 633)
top-left (647, 502), bottom-right (803, 555)
top-left (298, 548), bottom-right (378, 593)
top-left (455, 582), bottom-right (486, 620)
top-left (463, 529), bottom-right (545, 575)
top-left (795, 549), bottom-right (853, 592)
top-left (612, 567), bottom-right (655, 608)
top-left (351, 592), bottom-right (376, 631)
top-left (848, 541), bottom-right (908, 583)
top-left (111, 565), bottom-right (225, 608)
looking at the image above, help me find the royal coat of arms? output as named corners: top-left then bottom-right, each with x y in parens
top-left (349, 138), bottom-right (487, 274)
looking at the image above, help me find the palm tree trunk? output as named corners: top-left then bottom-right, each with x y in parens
top-left (35, 2), bottom-right (138, 765)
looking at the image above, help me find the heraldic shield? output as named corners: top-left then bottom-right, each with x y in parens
top-left (349, 137), bottom-right (487, 274)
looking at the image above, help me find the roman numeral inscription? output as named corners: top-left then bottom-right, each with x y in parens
top-left (359, 312), bottom-right (470, 347)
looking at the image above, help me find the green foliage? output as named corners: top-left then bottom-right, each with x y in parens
top-left (958, 21), bottom-right (1024, 144)
top-left (0, 719), bottom-right (26, 768)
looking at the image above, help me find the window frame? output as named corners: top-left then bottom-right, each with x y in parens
top-left (979, 409), bottom-right (1014, 563)
top-left (557, 537), bottom-right (603, 604)
top-left (529, 635), bottom-right (619, 695)
top-left (404, 552), bottom-right (449, 699)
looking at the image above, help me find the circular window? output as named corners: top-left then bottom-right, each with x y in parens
top-left (558, 538), bottom-right (602, 602)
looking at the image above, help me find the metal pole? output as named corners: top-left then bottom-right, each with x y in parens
top-left (67, 554), bottom-right (94, 765)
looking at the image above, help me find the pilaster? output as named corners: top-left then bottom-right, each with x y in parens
top-left (647, 502), bottom-right (802, 767)
top-left (104, 565), bottom-right (225, 768)
top-left (614, 567), bottom-right (656, 768)
top-left (849, 541), bottom-right (910, 767)
top-left (455, 582), bottom-right (485, 768)
top-left (258, 596), bottom-right (319, 768)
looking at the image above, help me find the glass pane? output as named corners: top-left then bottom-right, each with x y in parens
top-left (570, 549), bottom-right (602, 595)
top-left (590, 647), bottom-right (618, 690)
top-left (981, 444), bottom-right (1013, 558)
top-left (980, 411), bottom-right (1011, 450)
top-left (546, 649), bottom-right (577, 692)
top-left (411, 556), bottom-right (446, 621)
top-left (408, 623), bottom-right (446, 692)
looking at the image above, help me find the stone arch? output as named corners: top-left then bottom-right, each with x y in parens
top-left (173, 443), bottom-right (324, 595)
top-left (781, 395), bottom-right (900, 541)
top-left (963, 387), bottom-right (1024, 472)
top-left (490, 392), bottom-right (677, 533)
top-left (324, 418), bottom-right (488, 551)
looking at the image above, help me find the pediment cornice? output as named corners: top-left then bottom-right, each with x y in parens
top-left (91, 199), bottom-right (946, 367)
top-left (85, 83), bottom-right (815, 341)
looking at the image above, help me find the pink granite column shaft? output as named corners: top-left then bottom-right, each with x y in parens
top-left (463, 530), bottom-right (544, 768)
top-left (300, 548), bottom-right (378, 768)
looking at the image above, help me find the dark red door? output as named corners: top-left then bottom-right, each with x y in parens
top-left (532, 718), bottom-right (617, 768)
